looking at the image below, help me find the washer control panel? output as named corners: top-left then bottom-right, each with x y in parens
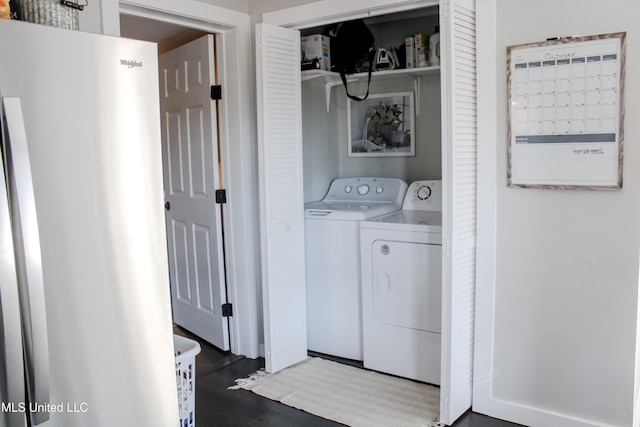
top-left (402, 180), bottom-right (442, 212)
top-left (323, 177), bottom-right (407, 204)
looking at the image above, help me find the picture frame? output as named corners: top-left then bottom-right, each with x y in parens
top-left (347, 92), bottom-right (415, 157)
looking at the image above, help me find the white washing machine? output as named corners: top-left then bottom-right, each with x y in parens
top-left (305, 177), bottom-right (407, 360)
top-left (359, 180), bottom-right (442, 383)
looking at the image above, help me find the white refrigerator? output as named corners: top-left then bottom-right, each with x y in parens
top-left (0, 18), bottom-right (180, 427)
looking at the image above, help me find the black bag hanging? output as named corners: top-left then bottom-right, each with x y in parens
top-left (331, 19), bottom-right (375, 101)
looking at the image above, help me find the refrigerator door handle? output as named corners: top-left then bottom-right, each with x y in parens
top-left (2, 97), bottom-right (50, 425)
top-left (0, 108), bottom-right (27, 427)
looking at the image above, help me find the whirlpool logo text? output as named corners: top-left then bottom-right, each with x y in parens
top-left (120, 59), bottom-right (143, 68)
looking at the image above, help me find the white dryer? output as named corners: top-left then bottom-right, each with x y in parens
top-left (305, 178), bottom-right (407, 360)
top-left (359, 180), bottom-right (442, 384)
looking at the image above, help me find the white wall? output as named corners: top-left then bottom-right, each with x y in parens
top-left (78, 0), bottom-right (102, 33)
top-left (475, 0), bottom-right (639, 426)
top-left (301, 81), bottom-right (342, 202)
top-left (199, 0), bottom-right (248, 13)
top-left (248, 0), bottom-right (319, 19)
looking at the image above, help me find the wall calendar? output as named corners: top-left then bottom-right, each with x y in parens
top-left (507, 32), bottom-right (626, 189)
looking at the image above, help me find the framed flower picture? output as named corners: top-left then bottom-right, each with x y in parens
top-left (347, 91), bottom-right (415, 157)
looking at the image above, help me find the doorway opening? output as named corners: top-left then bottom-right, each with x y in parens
top-left (115, 2), bottom-right (260, 360)
top-left (120, 15), bottom-right (231, 351)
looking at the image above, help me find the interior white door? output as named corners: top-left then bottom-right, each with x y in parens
top-left (159, 34), bottom-right (229, 350)
top-left (255, 23), bottom-right (307, 373)
top-left (439, 0), bottom-right (478, 425)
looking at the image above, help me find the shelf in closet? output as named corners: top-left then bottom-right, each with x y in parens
top-left (301, 66), bottom-right (440, 113)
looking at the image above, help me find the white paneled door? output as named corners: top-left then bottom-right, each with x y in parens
top-left (160, 35), bottom-right (229, 350)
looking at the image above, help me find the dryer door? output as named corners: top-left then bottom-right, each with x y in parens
top-left (372, 240), bottom-right (442, 334)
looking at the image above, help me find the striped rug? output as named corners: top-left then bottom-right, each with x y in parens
top-left (229, 357), bottom-right (441, 427)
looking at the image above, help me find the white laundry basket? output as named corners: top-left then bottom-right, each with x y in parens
top-left (174, 334), bottom-right (202, 427)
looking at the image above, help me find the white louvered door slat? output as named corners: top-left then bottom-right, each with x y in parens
top-left (255, 23), bottom-right (307, 373)
top-left (440, 0), bottom-right (478, 425)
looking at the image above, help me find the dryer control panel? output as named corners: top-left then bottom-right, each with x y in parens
top-left (402, 180), bottom-right (442, 212)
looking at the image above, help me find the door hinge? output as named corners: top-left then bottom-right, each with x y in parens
top-left (442, 397), bottom-right (450, 419)
top-left (222, 303), bottom-right (233, 317)
top-left (441, 0), bottom-right (450, 19)
top-left (215, 189), bottom-right (227, 204)
top-left (211, 85), bottom-right (222, 100)
top-left (443, 238), bottom-right (452, 258)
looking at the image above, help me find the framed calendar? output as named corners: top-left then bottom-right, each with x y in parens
top-left (507, 32), bottom-right (626, 189)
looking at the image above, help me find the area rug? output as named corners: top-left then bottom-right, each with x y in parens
top-left (229, 357), bottom-right (441, 427)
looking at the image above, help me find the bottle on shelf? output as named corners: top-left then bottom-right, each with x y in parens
top-left (428, 25), bottom-right (440, 66)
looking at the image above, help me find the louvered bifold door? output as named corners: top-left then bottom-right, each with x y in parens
top-left (439, 0), bottom-right (478, 425)
top-left (255, 23), bottom-right (307, 373)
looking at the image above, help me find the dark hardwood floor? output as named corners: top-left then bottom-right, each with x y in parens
top-left (175, 327), bottom-right (522, 427)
